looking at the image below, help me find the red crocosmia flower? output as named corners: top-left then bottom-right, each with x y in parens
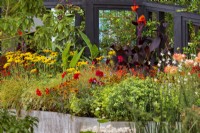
top-left (36, 89), bottom-right (42, 96)
top-left (18, 30), bottom-right (23, 36)
top-left (198, 73), bottom-right (200, 78)
top-left (62, 71), bottom-right (67, 79)
top-left (73, 73), bottom-right (80, 80)
top-left (138, 15), bottom-right (146, 25)
top-left (89, 77), bottom-right (97, 84)
top-left (96, 70), bottom-right (104, 77)
top-left (131, 5), bottom-right (139, 12)
top-left (117, 56), bottom-right (124, 63)
top-left (45, 88), bottom-right (50, 95)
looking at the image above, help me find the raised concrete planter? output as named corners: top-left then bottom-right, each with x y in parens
top-left (22, 110), bottom-right (182, 133)
top-left (22, 110), bottom-right (136, 133)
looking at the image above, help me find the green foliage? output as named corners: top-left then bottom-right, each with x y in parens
top-left (33, 4), bottom-right (84, 51)
top-left (142, 20), bottom-right (160, 38)
top-left (69, 47), bottom-right (86, 68)
top-left (69, 93), bottom-right (94, 117)
top-left (149, 0), bottom-right (200, 14)
top-left (62, 42), bottom-right (72, 70)
top-left (78, 30), bottom-right (99, 60)
top-left (0, 0), bottom-right (44, 53)
top-left (0, 109), bottom-right (38, 133)
top-left (99, 10), bottom-right (136, 49)
top-left (91, 77), bottom-right (159, 121)
top-left (183, 22), bottom-right (200, 56)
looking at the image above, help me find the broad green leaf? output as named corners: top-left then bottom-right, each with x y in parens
top-left (91, 45), bottom-right (99, 59)
top-left (69, 47), bottom-right (85, 68)
top-left (78, 30), bottom-right (99, 60)
top-left (58, 23), bottom-right (63, 32)
top-left (78, 30), bottom-right (92, 50)
top-left (62, 42), bottom-right (71, 70)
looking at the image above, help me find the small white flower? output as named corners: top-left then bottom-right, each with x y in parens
top-left (172, 60), bottom-right (176, 64)
top-left (162, 58), bottom-right (166, 62)
top-left (178, 64), bottom-right (182, 68)
top-left (148, 61), bottom-right (151, 65)
top-left (157, 63), bottom-right (161, 67)
top-left (159, 60), bottom-right (162, 63)
top-left (167, 58), bottom-right (171, 61)
top-left (191, 54), bottom-right (196, 57)
top-left (194, 62), bottom-right (198, 66)
top-left (161, 52), bottom-right (164, 56)
top-left (166, 60), bottom-right (169, 64)
top-left (177, 80), bottom-right (180, 83)
top-left (188, 72), bottom-right (191, 75)
top-left (184, 78), bottom-right (188, 82)
top-left (168, 51), bottom-right (171, 56)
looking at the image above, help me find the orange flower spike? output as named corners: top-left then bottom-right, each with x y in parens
top-left (131, 5), bottom-right (139, 12)
top-left (138, 15), bottom-right (146, 25)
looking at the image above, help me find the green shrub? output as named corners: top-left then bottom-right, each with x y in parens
top-left (0, 109), bottom-right (38, 133)
top-left (91, 77), bottom-right (160, 121)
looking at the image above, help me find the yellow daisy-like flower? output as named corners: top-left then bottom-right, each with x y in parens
top-left (30, 68), bottom-right (37, 73)
top-left (15, 59), bottom-right (22, 63)
top-left (96, 56), bottom-right (103, 61)
top-left (50, 52), bottom-right (58, 58)
top-left (77, 61), bottom-right (88, 67)
top-left (108, 50), bottom-right (116, 56)
top-left (66, 68), bottom-right (76, 73)
top-left (43, 49), bottom-right (51, 53)
top-left (3, 63), bottom-right (11, 69)
top-left (7, 58), bottom-right (13, 63)
top-left (47, 60), bottom-right (56, 65)
top-left (5, 51), bottom-right (14, 55)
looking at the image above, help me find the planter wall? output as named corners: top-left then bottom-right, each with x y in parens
top-left (23, 110), bottom-right (136, 133)
top-left (22, 110), bottom-right (184, 133)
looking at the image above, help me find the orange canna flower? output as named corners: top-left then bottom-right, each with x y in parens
top-left (131, 5), bottom-right (139, 12)
top-left (138, 15), bottom-right (146, 25)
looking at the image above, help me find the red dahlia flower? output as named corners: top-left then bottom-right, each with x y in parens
top-left (89, 77), bottom-right (97, 84)
top-left (96, 70), bottom-right (104, 77)
top-left (117, 56), bottom-right (124, 63)
top-left (62, 71), bottom-right (67, 79)
top-left (36, 88), bottom-right (42, 96)
top-left (74, 73), bottom-right (80, 80)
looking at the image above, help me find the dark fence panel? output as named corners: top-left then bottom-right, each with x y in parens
top-left (43, 0), bottom-right (200, 52)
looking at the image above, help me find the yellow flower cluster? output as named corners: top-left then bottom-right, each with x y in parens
top-left (77, 61), bottom-right (88, 67)
top-left (4, 50), bottom-right (58, 68)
